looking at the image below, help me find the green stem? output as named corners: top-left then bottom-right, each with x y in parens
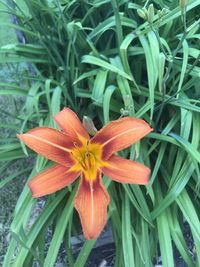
top-left (111, 0), bottom-right (123, 47)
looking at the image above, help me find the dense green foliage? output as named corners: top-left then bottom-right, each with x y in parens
top-left (0, 0), bottom-right (200, 266)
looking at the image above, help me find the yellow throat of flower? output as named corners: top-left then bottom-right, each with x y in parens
top-left (71, 142), bottom-right (105, 181)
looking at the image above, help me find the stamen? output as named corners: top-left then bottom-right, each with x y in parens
top-left (71, 143), bottom-right (100, 181)
top-left (73, 142), bottom-right (79, 148)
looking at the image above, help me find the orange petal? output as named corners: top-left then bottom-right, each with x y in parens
top-left (74, 172), bottom-right (110, 240)
top-left (29, 164), bottom-right (80, 197)
top-left (101, 155), bottom-right (150, 184)
top-left (53, 108), bottom-right (89, 143)
top-left (17, 127), bottom-right (75, 166)
top-left (91, 117), bottom-right (152, 159)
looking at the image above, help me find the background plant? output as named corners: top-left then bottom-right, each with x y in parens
top-left (0, 0), bottom-right (200, 266)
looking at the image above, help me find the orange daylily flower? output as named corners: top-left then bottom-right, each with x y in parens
top-left (17, 108), bottom-right (152, 240)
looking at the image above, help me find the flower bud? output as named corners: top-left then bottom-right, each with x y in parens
top-left (157, 10), bottom-right (162, 18)
top-left (147, 4), bottom-right (154, 24)
top-left (137, 8), bottom-right (148, 20)
top-left (161, 8), bottom-right (168, 15)
top-left (83, 116), bottom-right (97, 136)
top-left (120, 108), bottom-right (129, 116)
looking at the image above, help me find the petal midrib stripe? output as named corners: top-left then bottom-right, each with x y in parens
top-left (26, 134), bottom-right (72, 153)
top-left (102, 126), bottom-right (148, 146)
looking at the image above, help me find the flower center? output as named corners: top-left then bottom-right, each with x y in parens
top-left (71, 142), bottom-right (103, 181)
top-left (82, 152), bottom-right (96, 170)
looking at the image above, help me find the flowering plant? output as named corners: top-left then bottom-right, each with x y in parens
top-left (18, 108), bottom-right (152, 239)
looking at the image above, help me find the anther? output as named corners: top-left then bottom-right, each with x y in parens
top-left (73, 142), bottom-right (79, 148)
top-left (85, 152), bottom-right (90, 157)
